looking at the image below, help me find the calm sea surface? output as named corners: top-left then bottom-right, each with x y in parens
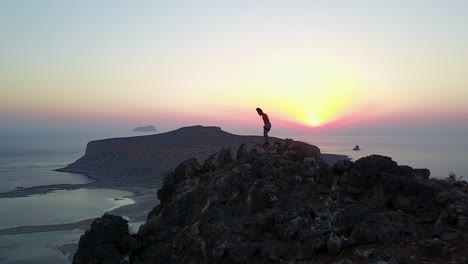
top-left (0, 130), bottom-right (466, 263)
top-left (294, 135), bottom-right (468, 180)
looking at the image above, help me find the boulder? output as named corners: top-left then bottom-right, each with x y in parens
top-left (203, 147), bottom-right (233, 169)
top-left (286, 141), bottom-right (321, 162)
top-left (236, 142), bottom-right (258, 161)
top-left (413, 168), bottom-right (430, 180)
top-left (354, 155), bottom-right (413, 177)
top-left (73, 214), bottom-right (131, 264)
top-left (333, 159), bottom-right (353, 174)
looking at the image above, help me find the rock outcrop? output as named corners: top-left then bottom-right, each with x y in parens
top-left (73, 214), bottom-right (133, 264)
top-left (73, 140), bottom-right (468, 264)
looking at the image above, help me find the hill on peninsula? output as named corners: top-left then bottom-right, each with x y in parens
top-left (58, 126), bottom-right (286, 188)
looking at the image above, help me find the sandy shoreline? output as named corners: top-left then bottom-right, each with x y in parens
top-left (0, 189), bottom-right (157, 236)
top-left (0, 174), bottom-right (159, 236)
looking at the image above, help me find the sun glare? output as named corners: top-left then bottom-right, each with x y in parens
top-left (310, 118), bottom-right (319, 126)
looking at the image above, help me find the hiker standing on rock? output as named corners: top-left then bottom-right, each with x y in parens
top-left (256, 107), bottom-right (271, 146)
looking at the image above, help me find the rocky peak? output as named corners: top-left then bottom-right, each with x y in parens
top-left (73, 140), bottom-right (468, 264)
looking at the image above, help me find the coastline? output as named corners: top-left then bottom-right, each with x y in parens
top-left (0, 189), bottom-right (157, 236)
top-left (0, 140), bottom-right (348, 263)
top-left (0, 152), bottom-right (348, 199)
top-left (0, 170), bottom-right (158, 236)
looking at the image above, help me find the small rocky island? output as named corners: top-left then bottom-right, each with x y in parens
top-left (73, 140), bottom-right (468, 264)
top-left (132, 125), bottom-right (157, 132)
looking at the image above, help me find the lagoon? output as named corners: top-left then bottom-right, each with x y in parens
top-left (0, 188), bottom-right (134, 229)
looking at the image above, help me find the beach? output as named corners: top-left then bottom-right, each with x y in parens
top-left (0, 179), bottom-right (157, 263)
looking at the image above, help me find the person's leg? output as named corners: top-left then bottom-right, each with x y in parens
top-left (263, 130), bottom-right (270, 146)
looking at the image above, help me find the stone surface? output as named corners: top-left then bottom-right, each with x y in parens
top-left (73, 141), bottom-right (468, 264)
top-left (73, 214), bottom-right (132, 264)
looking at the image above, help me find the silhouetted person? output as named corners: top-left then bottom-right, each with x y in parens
top-left (256, 107), bottom-right (271, 146)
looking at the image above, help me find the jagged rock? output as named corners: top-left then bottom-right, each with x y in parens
top-left (353, 155), bottom-right (413, 177)
top-left (73, 142), bottom-right (468, 263)
top-left (73, 214), bottom-right (131, 264)
top-left (458, 216), bottom-right (468, 229)
top-left (413, 168), bottom-right (430, 180)
top-left (203, 147), bottom-right (233, 169)
top-left (156, 158), bottom-right (201, 203)
top-left (236, 142), bottom-right (258, 161)
top-left (419, 238), bottom-right (451, 257)
top-left (332, 159), bottom-right (353, 174)
top-left (335, 258), bottom-right (354, 264)
top-left (327, 232), bottom-right (345, 255)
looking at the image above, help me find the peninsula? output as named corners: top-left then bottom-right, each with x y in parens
top-left (57, 125), bottom-right (346, 189)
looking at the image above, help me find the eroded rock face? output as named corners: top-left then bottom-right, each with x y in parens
top-left (73, 140), bottom-right (468, 264)
top-left (73, 214), bottom-right (133, 264)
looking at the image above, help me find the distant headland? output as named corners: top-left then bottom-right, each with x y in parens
top-left (56, 125), bottom-right (346, 189)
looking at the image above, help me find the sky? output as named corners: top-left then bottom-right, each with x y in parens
top-left (1, 0), bottom-right (468, 136)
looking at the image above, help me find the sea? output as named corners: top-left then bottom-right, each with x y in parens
top-left (295, 135), bottom-right (468, 180)
top-left (0, 130), bottom-right (142, 264)
top-left (0, 130), bottom-right (467, 263)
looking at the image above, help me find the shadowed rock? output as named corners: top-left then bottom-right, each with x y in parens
top-left (73, 142), bottom-right (468, 264)
top-left (73, 214), bottom-right (133, 264)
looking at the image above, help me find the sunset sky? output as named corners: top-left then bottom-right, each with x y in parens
top-left (1, 0), bottom-right (467, 135)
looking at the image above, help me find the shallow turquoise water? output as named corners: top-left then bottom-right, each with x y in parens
top-left (0, 188), bottom-right (134, 229)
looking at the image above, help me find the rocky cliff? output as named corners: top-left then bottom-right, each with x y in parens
top-left (73, 140), bottom-right (468, 264)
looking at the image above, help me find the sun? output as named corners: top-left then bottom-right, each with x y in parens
top-left (310, 118), bottom-right (319, 126)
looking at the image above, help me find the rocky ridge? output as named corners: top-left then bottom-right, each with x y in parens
top-left (73, 139), bottom-right (468, 264)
